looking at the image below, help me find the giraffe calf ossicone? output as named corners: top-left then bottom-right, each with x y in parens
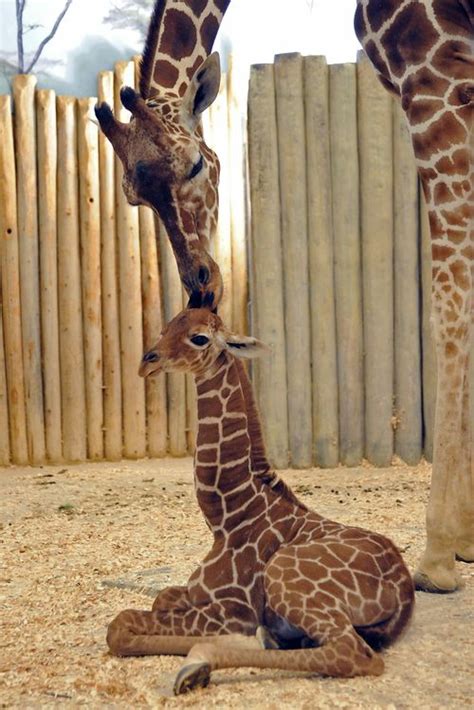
top-left (106, 297), bottom-right (415, 695)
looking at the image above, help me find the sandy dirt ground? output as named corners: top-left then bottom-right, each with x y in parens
top-left (1, 458), bottom-right (473, 708)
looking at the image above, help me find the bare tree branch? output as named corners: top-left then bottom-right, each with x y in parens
top-left (16, 0), bottom-right (26, 72)
top-left (103, 0), bottom-right (153, 39)
top-left (24, 23), bottom-right (44, 35)
top-left (25, 0), bottom-right (74, 74)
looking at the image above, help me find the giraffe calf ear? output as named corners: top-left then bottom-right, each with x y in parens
top-left (182, 52), bottom-right (221, 125)
top-left (225, 334), bottom-right (271, 360)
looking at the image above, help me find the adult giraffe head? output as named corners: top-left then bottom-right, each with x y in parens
top-left (95, 0), bottom-right (231, 303)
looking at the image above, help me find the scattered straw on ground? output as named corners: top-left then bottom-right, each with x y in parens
top-left (1, 458), bottom-right (472, 708)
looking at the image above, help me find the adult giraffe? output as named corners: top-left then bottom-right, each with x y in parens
top-left (95, 0), bottom-right (473, 593)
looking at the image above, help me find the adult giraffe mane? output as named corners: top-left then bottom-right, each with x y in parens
top-left (140, 0), bottom-right (167, 98)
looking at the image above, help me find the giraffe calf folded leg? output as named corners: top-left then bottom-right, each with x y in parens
top-left (107, 607), bottom-right (262, 658)
top-left (174, 630), bottom-right (384, 695)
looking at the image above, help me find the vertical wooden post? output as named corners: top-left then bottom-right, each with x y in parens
top-left (0, 95), bottom-right (28, 464)
top-left (36, 89), bottom-right (62, 462)
top-left (304, 56), bottom-right (339, 468)
top-left (227, 55), bottom-right (248, 334)
top-left (57, 96), bottom-right (87, 461)
top-left (208, 74), bottom-right (233, 326)
top-left (393, 103), bottom-right (422, 464)
top-left (98, 71), bottom-right (122, 460)
top-left (12, 75), bottom-right (46, 463)
top-left (274, 53), bottom-right (312, 468)
top-left (114, 60), bottom-right (146, 458)
top-left (248, 64), bottom-right (289, 468)
top-left (140, 208), bottom-right (168, 457)
top-left (329, 63), bottom-right (364, 467)
top-left (357, 53), bottom-right (394, 466)
top-left (0, 301), bottom-right (10, 464)
top-left (420, 194), bottom-right (437, 461)
top-left (77, 98), bottom-right (104, 459)
top-left (159, 222), bottom-right (187, 456)
top-left (132, 55), bottom-right (168, 458)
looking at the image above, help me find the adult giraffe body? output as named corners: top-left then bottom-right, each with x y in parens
top-left (95, 0), bottom-right (474, 593)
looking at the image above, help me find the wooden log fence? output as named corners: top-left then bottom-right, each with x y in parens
top-left (0, 52), bottom-right (460, 468)
top-left (247, 51), bottom-right (456, 470)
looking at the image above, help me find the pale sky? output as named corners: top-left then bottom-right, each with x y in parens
top-left (0, 0), bottom-right (361, 95)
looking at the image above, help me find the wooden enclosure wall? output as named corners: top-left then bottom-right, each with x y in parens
top-left (247, 52), bottom-right (449, 470)
top-left (0, 60), bottom-right (247, 466)
top-left (0, 52), bottom-right (464, 468)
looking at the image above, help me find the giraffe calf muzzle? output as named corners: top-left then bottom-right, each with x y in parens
top-left (139, 350), bottom-right (161, 378)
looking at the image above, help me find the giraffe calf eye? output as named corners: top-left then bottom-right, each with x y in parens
top-left (188, 154), bottom-right (204, 180)
top-left (190, 334), bottom-right (209, 346)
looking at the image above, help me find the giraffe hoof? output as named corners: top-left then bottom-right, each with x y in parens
top-left (256, 625), bottom-right (280, 650)
top-left (455, 543), bottom-right (474, 563)
top-left (173, 662), bottom-right (211, 695)
top-left (413, 569), bottom-right (463, 594)
top-left (456, 553), bottom-right (474, 563)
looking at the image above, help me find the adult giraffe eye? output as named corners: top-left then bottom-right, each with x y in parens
top-left (190, 334), bottom-right (209, 347)
top-left (188, 154), bottom-right (203, 180)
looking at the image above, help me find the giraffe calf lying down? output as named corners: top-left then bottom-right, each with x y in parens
top-left (107, 299), bottom-right (415, 694)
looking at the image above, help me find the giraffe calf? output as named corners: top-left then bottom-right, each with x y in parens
top-left (107, 301), bottom-right (414, 694)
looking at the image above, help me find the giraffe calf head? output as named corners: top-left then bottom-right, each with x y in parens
top-left (139, 299), bottom-right (269, 379)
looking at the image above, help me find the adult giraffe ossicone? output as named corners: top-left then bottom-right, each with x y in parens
top-left (95, 0), bottom-right (231, 302)
top-left (355, 0), bottom-right (473, 593)
top-left (106, 300), bottom-right (414, 694)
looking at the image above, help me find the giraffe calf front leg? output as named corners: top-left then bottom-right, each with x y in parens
top-left (106, 603), bottom-right (262, 659)
top-left (106, 609), bottom-right (205, 657)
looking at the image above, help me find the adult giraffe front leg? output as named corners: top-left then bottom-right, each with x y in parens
top-left (407, 69), bottom-right (473, 593)
top-left (355, 0), bottom-right (474, 593)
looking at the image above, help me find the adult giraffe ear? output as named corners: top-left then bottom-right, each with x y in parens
top-left (182, 52), bottom-right (221, 126)
top-left (224, 333), bottom-right (271, 360)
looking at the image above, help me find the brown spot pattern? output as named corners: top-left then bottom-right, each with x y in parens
top-left (382, 4), bottom-right (439, 77)
top-left (153, 59), bottom-right (179, 88)
top-left (189, 0), bottom-right (208, 17)
top-left (412, 112), bottom-right (467, 161)
top-left (200, 13), bottom-right (220, 55)
top-left (450, 260), bottom-right (470, 290)
top-left (159, 9), bottom-right (197, 59)
top-left (186, 56), bottom-right (203, 80)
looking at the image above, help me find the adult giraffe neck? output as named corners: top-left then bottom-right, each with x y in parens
top-left (140, 0), bottom-right (232, 99)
